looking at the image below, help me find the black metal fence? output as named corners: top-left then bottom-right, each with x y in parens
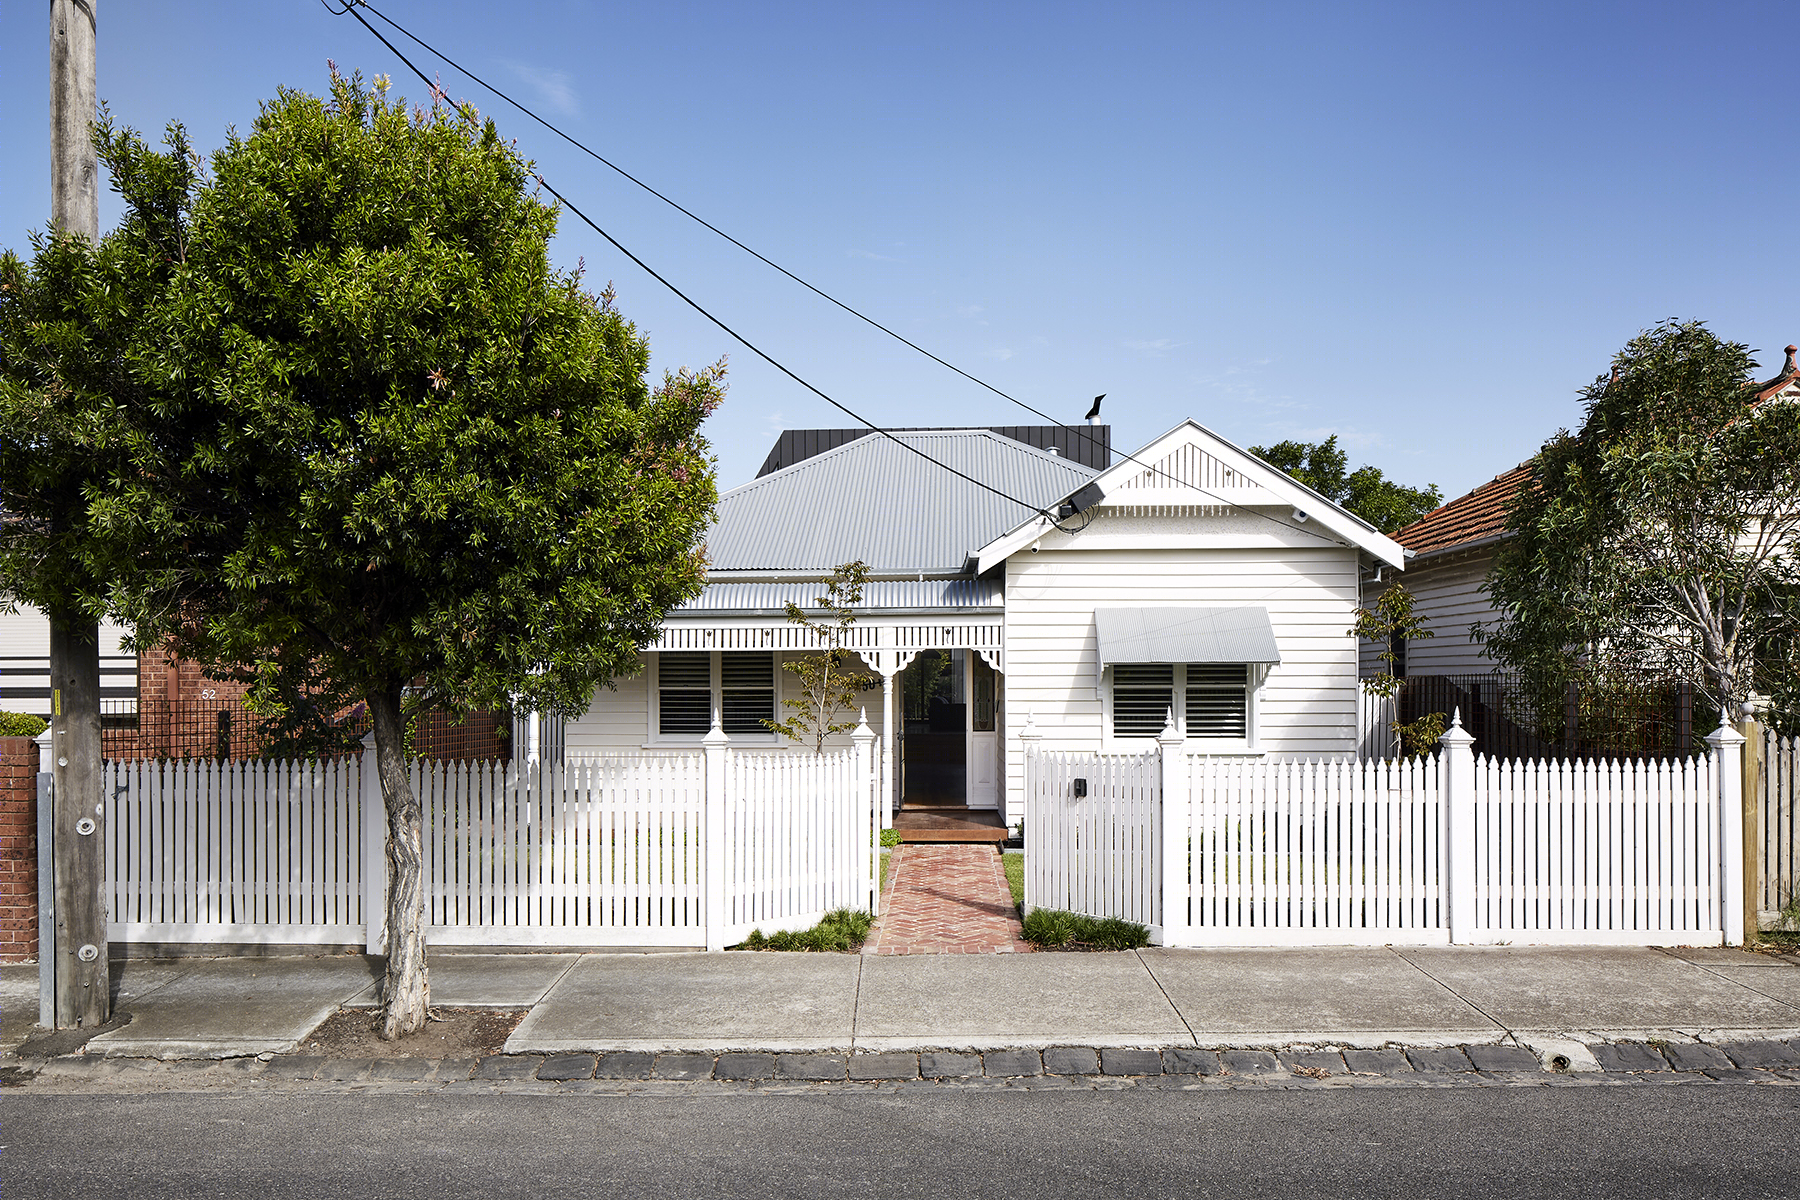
top-left (1395, 672), bottom-right (1716, 761)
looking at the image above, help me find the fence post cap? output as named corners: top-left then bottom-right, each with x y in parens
top-left (1705, 720), bottom-right (1747, 748)
top-left (1018, 711), bottom-right (1042, 742)
top-left (1438, 707), bottom-right (1475, 749)
top-left (702, 715), bottom-right (730, 748)
top-left (32, 725), bottom-right (52, 751)
top-left (852, 707), bottom-right (875, 743)
top-left (1157, 707), bottom-right (1184, 747)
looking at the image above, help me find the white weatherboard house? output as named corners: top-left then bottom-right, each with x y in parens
top-left (563, 419), bottom-right (1408, 826)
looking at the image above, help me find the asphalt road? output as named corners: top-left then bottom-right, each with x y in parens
top-left (6, 1086), bottom-right (1799, 1199)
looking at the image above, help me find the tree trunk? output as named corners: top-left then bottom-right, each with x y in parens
top-left (368, 686), bottom-right (429, 1039)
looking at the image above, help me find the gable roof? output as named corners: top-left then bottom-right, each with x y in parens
top-left (976, 419), bottom-right (1408, 571)
top-left (705, 429), bottom-right (1099, 576)
top-left (1393, 463), bottom-right (1534, 559)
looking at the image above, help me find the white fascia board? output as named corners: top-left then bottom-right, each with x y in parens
top-left (975, 514), bottom-right (1057, 574)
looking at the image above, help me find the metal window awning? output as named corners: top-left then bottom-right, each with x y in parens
top-left (1094, 607), bottom-right (1281, 684)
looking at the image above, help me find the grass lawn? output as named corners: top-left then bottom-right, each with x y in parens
top-left (1003, 851), bottom-right (1023, 915)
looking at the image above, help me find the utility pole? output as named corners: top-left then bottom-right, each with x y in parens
top-left (47, 0), bottom-right (108, 1029)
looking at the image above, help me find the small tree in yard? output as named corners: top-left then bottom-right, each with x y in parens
top-left (763, 561), bottom-right (877, 751)
top-left (85, 72), bottom-right (722, 1038)
top-left (1479, 321), bottom-right (1800, 740)
top-left (1351, 583), bottom-right (1444, 759)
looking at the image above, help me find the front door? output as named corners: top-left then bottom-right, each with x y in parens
top-left (899, 649), bottom-right (965, 806)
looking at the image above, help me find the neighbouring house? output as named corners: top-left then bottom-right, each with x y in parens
top-left (1355, 462), bottom-right (1531, 681)
top-left (1358, 345), bottom-right (1800, 756)
top-left (1362, 344), bottom-right (1800, 680)
top-left (562, 418), bottom-right (1407, 825)
top-left (0, 606), bottom-right (137, 720)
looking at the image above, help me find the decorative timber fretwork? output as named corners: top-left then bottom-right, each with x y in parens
top-left (655, 619), bottom-right (1003, 672)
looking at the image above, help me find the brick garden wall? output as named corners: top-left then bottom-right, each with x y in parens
top-left (0, 735), bottom-right (39, 962)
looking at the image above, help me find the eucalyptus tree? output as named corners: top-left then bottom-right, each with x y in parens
top-left (1480, 321), bottom-right (1800, 739)
top-left (102, 71), bottom-right (722, 1037)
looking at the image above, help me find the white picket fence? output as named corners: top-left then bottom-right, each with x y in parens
top-left (1023, 716), bottom-right (1745, 947)
top-left (105, 726), bottom-right (877, 950)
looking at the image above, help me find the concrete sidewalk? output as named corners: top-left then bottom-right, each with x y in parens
top-left (7, 943), bottom-right (1800, 1063)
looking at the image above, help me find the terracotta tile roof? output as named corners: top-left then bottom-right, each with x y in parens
top-left (1393, 463), bottom-right (1534, 557)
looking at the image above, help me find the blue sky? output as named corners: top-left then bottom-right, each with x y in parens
top-left (3, 2), bottom-right (1794, 501)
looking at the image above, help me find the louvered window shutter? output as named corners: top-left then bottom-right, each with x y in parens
top-left (658, 652), bottom-right (713, 735)
top-left (1185, 664), bottom-right (1248, 739)
top-left (721, 652), bottom-right (776, 734)
top-left (1112, 663), bottom-right (1174, 738)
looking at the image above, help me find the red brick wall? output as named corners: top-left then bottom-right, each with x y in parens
top-left (0, 735), bottom-right (40, 962)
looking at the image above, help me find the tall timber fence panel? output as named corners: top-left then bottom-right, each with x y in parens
top-left (1762, 730), bottom-right (1799, 928)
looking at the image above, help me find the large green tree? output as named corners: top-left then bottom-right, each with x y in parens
top-left (79, 72), bottom-right (722, 1037)
top-left (1479, 321), bottom-right (1800, 737)
top-left (1249, 435), bottom-right (1441, 533)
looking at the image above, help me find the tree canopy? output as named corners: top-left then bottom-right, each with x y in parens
top-left (13, 71), bottom-right (724, 1036)
top-left (1479, 320), bottom-right (1800, 737)
top-left (1248, 435), bottom-right (1441, 533)
top-left (0, 115), bottom-right (197, 628)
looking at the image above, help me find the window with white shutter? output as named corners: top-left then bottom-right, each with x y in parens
top-left (1184, 664), bottom-right (1248, 739)
top-left (1112, 663), bottom-right (1174, 738)
top-left (1109, 662), bottom-right (1255, 744)
top-left (720, 652), bottom-right (775, 734)
top-left (657, 652), bottom-right (713, 735)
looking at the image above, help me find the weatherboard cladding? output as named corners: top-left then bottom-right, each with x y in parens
top-left (674, 577), bottom-right (1003, 614)
top-left (706, 430), bottom-right (1100, 575)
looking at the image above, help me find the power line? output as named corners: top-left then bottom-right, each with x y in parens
top-left (332, 1), bottom-right (1059, 522)
top-left (328, 0), bottom-right (1383, 551)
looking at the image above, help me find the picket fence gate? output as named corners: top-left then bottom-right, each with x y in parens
top-left (101, 723), bottom-right (878, 951)
top-left (1024, 714), bottom-right (1745, 947)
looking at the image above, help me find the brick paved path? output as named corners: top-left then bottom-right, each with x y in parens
top-left (865, 844), bottom-right (1032, 954)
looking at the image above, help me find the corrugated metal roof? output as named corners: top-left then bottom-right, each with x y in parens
top-left (1094, 607), bottom-right (1282, 669)
top-left (675, 577), bottom-right (1003, 614)
top-left (706, 430), bottom-right (1099, 574)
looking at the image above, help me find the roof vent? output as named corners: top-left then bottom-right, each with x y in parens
top-left (1048, 446), bottom-right (1061, 456)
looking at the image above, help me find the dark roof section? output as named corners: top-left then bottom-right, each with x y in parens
top-left (757, 424), bottom-right (1111, 476)
top-left (1392, 464), bottom-right (1535, 558)
top-left (1753, 345), bottom-right (1800, 401)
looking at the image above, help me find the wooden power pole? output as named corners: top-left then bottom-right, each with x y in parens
top-left (48, 0), bottom-right (109, 1029)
